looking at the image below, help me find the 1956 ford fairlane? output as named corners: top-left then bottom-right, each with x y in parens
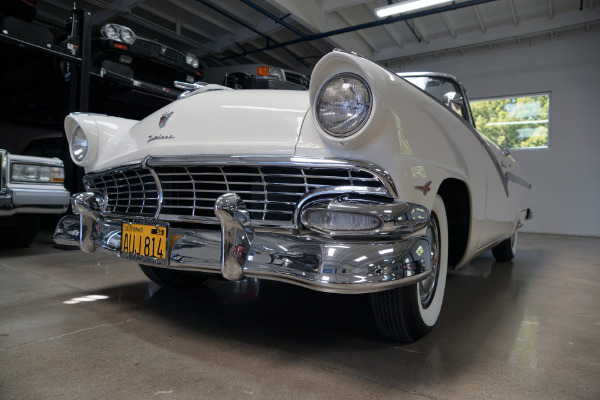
top-left (54, 50), bottom-right (532, 342)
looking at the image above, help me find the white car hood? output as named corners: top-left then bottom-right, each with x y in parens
top-left (76, 89), bottom-right (310, 172)
top-left (136, 89), bottom-right (309, 156)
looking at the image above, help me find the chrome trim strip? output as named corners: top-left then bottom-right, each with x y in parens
top-left (505, 172), bottom-right (532, 190)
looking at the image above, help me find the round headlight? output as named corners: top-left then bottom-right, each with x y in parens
top-left (186, 53), bottom-right (199, 69)
top-left (71, 127), bottom-right (88, 162)
top-left (120, 27), bottom-right (136, 44)
top-left (316, 73), bottom-right (372, 138)
top-left (101, 24), bottom-right (120, 41)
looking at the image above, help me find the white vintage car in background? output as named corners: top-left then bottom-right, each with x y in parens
top-left (54, 50), bottom-right (532, 342)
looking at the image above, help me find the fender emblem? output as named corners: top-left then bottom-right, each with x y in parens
top-left (158, 111), bottom-right (174, 128)
top-left (148, 133), bottom-right (175, 143)
top-left (415, 181), bottom-right (432, 196)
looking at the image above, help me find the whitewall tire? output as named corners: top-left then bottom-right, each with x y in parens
top-left (370, 195), bottom-right (449, 342)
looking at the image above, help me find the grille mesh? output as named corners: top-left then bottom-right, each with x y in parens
top-left (85, 164), bottom-right (386, 225)
top-left (284, 70), bottom-right (309, 88)
top-left (133, 38), bottom-right (185, 63)
top-left (85, 168), bottom-right (158, 216)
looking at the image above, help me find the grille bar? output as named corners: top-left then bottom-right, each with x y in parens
top-left (85, 163), bottom-right (388, 225)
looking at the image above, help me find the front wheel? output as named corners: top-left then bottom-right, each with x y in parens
top-left (139, 264), bottom-right (210, 288)
top-left (370, 195), bottom-right (449, 342)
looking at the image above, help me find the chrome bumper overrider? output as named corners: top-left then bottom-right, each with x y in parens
top-left (54, 192), bottom-right (433, 294)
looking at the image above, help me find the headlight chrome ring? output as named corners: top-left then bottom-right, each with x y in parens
top-left (315, 73), bottom-right (372, 138)
top-left (71, 127), bottom-right (89, 163)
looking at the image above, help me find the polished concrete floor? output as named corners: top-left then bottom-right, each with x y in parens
top-left (1, 228), bottom-right (598, 400)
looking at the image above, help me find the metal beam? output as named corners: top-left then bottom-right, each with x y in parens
top-left (336, 9), bottom-right (377, 51)
top-left (221, 0), bottom-right (499, 60)
top-left (322, 0), bottom-right (371, 14)
top-left (508, 0), bottom-right (519, 26)
top-left (90, 0), bottom-right (147, 25)
top-left (441, 13), bottom-right (457, 38)
top-left (267, 0), bottom-right (373, 59)
top-left (361, 2), bottom-right (405, 48)
top-left (376, 7), bottom-right (600, 62)
top-left (239, 0), bottom-right (308, 39)
top-left (167, 0), bottom-right (236, 34)
top-left (137, 2), bottom-right (219, 41)
top-left (193, 0), bottom-right (309, 67)
top-left (473, 5), bottom-right (487, 32)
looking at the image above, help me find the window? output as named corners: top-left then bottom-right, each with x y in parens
top-left (471, 94), bottom-right (550, 149)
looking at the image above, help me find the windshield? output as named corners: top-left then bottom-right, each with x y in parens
top-left (401, 75), bottom-right (474, 126)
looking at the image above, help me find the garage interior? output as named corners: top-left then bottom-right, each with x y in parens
top-left (1, 0), bottom-right (599, 399)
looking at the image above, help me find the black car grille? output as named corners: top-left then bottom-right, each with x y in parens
top-left (284, 70), bottom-right (309, 88)
top-left (134, 38), bottom-right (185, 63)
top-left (85, 164), bottom-right (387, 225)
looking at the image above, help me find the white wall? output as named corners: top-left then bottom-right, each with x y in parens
top-left (391, 28), bottom-right (600, 237)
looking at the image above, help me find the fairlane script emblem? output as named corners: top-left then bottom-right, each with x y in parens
top-left (158, 111), bottom-right (174, 128)
top-left (148, 134), bottom-right (175, 143)
top-left (415, 181), bottom-right (432, 196)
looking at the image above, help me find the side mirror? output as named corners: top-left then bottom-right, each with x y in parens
top-left (443, 91), bottom-right (464, 113)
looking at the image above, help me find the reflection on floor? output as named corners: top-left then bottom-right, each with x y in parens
top-left (1, 230), bottom-right (598, 399)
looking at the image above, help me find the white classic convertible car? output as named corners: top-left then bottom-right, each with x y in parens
top-left (54, 50), bottom-right (532, 342)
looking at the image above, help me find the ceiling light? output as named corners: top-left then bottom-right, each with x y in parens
top-left (375, 0), bottom-right (452, 18)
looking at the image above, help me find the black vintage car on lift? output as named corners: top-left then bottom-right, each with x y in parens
top-left (90, 22), bottom-right (203, 90)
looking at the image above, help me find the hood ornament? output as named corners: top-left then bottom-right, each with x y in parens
top-left (159, 111), bottom-right (174, 128)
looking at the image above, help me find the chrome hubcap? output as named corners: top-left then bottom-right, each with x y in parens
top-left (419, 214), bottom-right (440, 309)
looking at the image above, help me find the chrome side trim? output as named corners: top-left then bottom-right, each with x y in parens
top-left (505, 172), bottom-right (532, 190)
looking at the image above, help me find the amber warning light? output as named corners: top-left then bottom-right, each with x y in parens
top-left (256, 66), bottom-right (270, 76)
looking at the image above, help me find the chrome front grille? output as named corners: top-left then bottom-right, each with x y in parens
top-left (85, 162), bottom-right (389, 225)
top-left (85, 167), bottom-right (158, 216)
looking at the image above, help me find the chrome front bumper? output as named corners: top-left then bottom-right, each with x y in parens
top-left (54, 192), bottom-right (433, 294)
top-left (0, 187), bottom-right (70, 216)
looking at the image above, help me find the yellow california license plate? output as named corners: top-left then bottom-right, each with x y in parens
top-left (121, 220), bottom-right (169, 266)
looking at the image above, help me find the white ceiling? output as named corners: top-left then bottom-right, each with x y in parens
top-left (34, 0), bottom-right (600, 73)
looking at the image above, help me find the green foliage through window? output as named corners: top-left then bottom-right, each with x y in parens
top-left (471, 94), bottom-right (549, 149)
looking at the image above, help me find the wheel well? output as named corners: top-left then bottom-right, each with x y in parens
top-left (437, 179), bottom-right (470, 268)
